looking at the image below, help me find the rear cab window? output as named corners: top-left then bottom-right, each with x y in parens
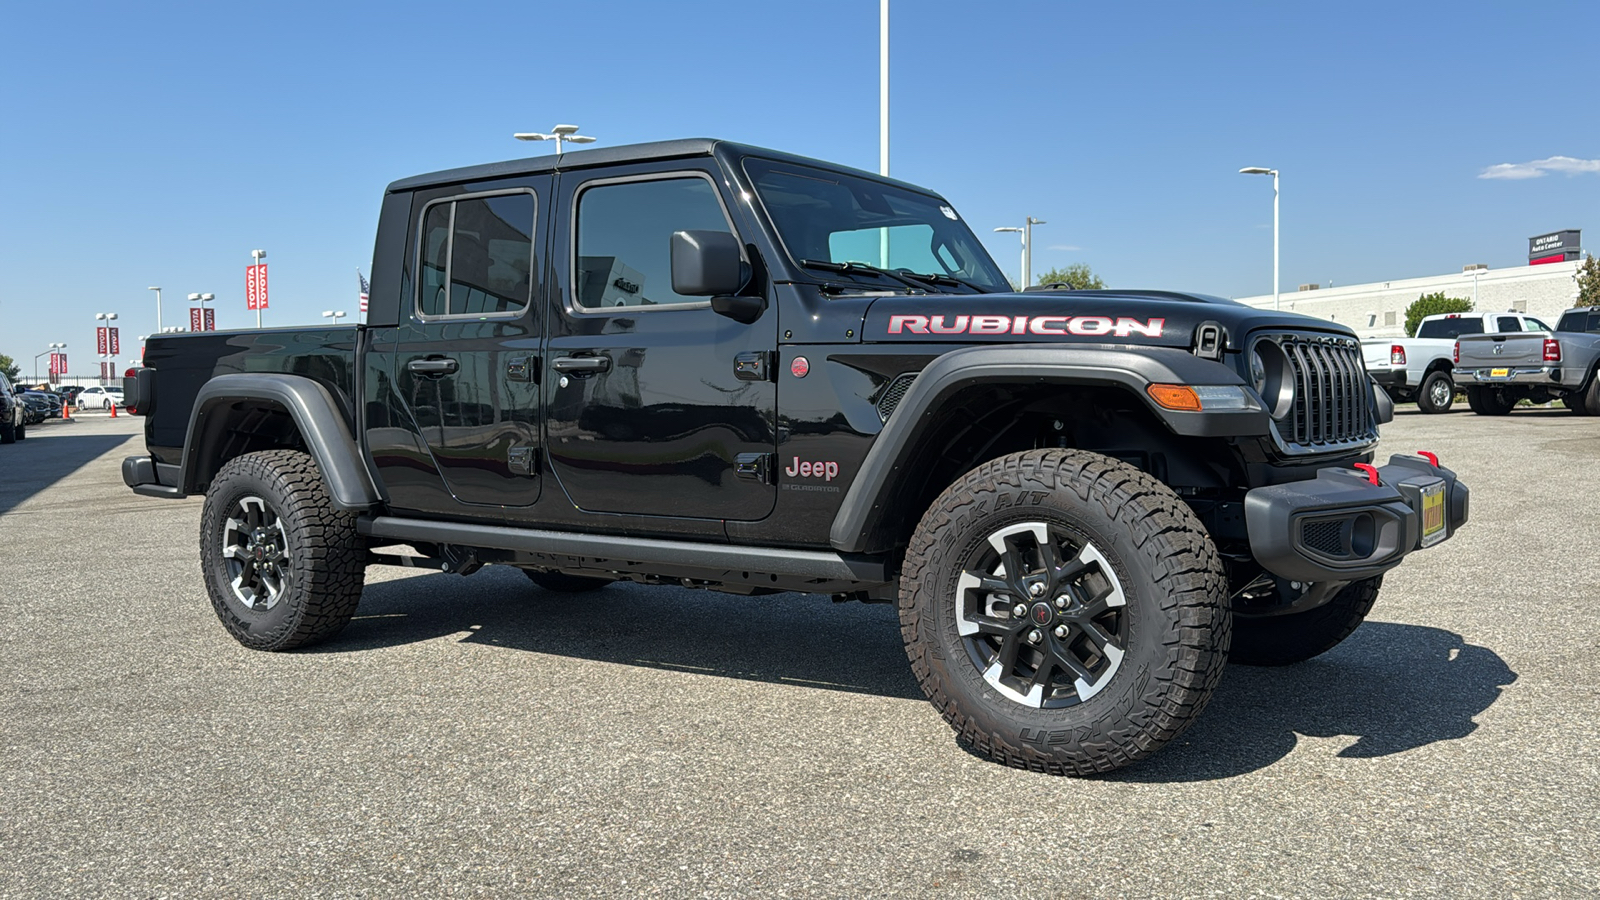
top-left (1416, 318), bottom-right (1484, 339)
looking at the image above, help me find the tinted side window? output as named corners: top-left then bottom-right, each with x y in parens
top-left (1495, 316), bottom-right (1522, 333)
top-left (417, 192), bottom-right (536, 318)
top-left (575, 176), bottom-right (732, 310)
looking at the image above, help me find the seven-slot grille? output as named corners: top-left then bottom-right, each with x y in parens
top-left (1278, 336), bottom-right (1375, 450)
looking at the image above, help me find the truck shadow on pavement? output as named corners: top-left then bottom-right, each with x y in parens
top-left (0, 429), bottom-right (136, 516)
top-left (1117, 621), bottom-right (1518, 782)
top-left (330, 568), bottom-right (1517, 778)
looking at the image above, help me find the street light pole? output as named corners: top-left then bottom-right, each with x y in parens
top-left (880, 0), bottom-right (890, 267)
top-left (34, 343), bottom-right (66, 384)
top-left (322, 310), bottom-right (347, 324)
top-left (95, 312), bottom-right (118, 384)
top-left (1239, 167), bottom-right (1280, 310)
top-left (513, 124), bottom-right (597, 156)
top-left (148, 286), bottom-right (162, 333)
top-left (1023, 216), bottom-right (1046, 289)
top-left (994, 227), bottom-right (1024, 289)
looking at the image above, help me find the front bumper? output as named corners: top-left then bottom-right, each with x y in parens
top-left (1244, 454), bottom-right (1468, 583)
top-left (1457, 366), bottom-right (1564, 386)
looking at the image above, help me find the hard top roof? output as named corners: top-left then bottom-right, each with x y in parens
top-left (385, 138), bottom-right (942, 197)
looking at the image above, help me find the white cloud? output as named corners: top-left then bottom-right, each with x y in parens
top-left (1047, 244), bottom-right (1083, 251)
top-left (1478, 156), bottom-right (1600, 180)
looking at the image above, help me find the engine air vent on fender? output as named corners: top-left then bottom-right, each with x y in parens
top-left (876, 373), bottom-right (918, 422)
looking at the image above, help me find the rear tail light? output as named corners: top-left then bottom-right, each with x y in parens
top-left (1544, 338), bottom-right (1561, 362)
top-left (1453, 341), bottom-right (1460, 363)
top-left (1389, 345), bottom-right (1406, 365)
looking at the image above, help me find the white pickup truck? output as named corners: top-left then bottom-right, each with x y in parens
top-left (1362, 311), bottom-right (1554, 413)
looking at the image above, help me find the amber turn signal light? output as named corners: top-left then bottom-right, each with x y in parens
top-left (1146, 384), bottom-right (1203, 411)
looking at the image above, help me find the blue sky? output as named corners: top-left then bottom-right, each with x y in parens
top-left (2, 0), bottom-right (1595, 372)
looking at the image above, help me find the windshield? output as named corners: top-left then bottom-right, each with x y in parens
top-left (744, 158), bottom-right (1011, 293)
top-left (1416, 318), bottom-right (1484, 339)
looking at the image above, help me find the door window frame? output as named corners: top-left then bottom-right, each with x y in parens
top-left (412, 187), bottom-right (540, 323)
top-left (566, 170), bottom-right (744, 317)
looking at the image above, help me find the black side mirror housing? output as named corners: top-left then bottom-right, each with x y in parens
top-left (671, 230), bottom-right (744, 296)
top-left (710, 294), bottom-right (766, 324)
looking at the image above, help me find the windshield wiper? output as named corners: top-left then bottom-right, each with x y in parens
top-left (799, 259), bottom-right (926, 293)
top-left (901, 270), bottom-right (990, 293)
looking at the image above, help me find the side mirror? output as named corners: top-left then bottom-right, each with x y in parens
top-left (671, 230), bottom-right (744, 296)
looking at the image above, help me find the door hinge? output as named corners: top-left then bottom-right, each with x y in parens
top-left (507, 355), bottom-right (538, 383)
top-left (734, 452), bottom-right (774, 484)
top-left (734, 350), bottom-right (775, 382)
top-left (507, 445), bottom-right (540, 477)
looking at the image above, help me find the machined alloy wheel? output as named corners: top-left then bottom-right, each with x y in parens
top-left (221, 496), bottom-right (292, 611)
top-left (1418, 370), bottom-right (1454, 414)
top-left (955, 522), bottom-right (1128, 708)
top-left (900, 448), bottom-right (1231, 776)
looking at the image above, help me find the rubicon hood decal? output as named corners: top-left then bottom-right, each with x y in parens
top-left (887, 314), bottom-right (1165, 338)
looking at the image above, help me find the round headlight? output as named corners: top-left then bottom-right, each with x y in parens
top-left (1248, 349), bottom-right (1267, 392)
top-left (1252, 340), bottom-right (1296, 419)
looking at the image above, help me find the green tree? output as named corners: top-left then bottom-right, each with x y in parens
top-left (1033, 264), bottom-right (1105, 290)
top-left (1404, 292), bottom-right (1473, 337)
top-left (1575, 254), bottom-right (1600, 308)
top-left (0, 354), bottom-right (20, 382)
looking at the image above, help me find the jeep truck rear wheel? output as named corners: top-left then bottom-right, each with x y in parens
top-left (1230, 577), bottom-right (1382, 666)
top-left (899, 449), bottom-right (1231, 775)
top-left (200, 450), bottom-right (366, 651)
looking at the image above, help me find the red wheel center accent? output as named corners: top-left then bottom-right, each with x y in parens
top-left (1030, 602), bottom-right (1053, 625)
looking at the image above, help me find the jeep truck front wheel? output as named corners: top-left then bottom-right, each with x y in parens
top-left (899, 449), bottom-right (1231, 775)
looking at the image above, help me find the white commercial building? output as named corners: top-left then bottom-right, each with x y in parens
top-left (1235, 259), bottom-right (1583, 339)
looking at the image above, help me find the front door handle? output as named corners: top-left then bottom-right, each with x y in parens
top-left (408, 357), bottom-right (459, 376)
top-left (552, 356), bottom-right (611, 374)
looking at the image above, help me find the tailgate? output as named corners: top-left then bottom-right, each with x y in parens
top-left (1457, 334), bottom-right (1546, 368)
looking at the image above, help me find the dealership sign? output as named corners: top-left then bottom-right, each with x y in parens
top-left (246, 263), bottom-right (269, 310)
top-left (1529, 229), bottom-right (1581, 265)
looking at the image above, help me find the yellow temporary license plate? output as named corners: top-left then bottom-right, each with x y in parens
top-left (1490, 367), bottom-right (1510, 378)
top-left (1420, 482), bottom-right (1447, 548)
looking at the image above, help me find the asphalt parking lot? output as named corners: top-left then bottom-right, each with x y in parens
top-left (2, 409), bottom-right (1596, 897)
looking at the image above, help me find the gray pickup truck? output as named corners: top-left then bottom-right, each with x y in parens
top-left (1455, 307), bottom-right (1600, 415)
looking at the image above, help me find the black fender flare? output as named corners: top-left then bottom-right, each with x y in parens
top-left (181, 373), bottom-right (381, 510)
top-left (828, 344), bottom-right (1267, 554)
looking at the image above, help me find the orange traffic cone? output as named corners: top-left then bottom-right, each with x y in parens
top-left (110, 402), bottom-right (117, 418)
top-left (62, 403), bottom-right (70, 420)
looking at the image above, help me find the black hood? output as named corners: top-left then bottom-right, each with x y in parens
top-left (861, 290), bottom-right (1354, 351)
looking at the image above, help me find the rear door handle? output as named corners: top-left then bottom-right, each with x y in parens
top-left (408, 357), bottom-right (459, 376)
top-left (552, 356), bottom-right (611, 374)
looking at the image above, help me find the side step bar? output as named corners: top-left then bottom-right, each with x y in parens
top-left (358, 516), bottom-right (889, 586)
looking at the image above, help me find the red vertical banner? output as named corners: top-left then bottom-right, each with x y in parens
top-left (258, 263), bottom-right (269, 309)
top-left (108, 327), bottom-right (120, 356)
top-left (48, 353), bottom-right (59, 380)
top-left (97, 326), bottom-right (108, 355)
top-left (58, 353), bottom-right (67, 374)
top-left (246, 264), bottom-right (259, 310)
top-left (203, 308), bottom-right (216, 331)
top-left (100, 361), bottom-right (111, 380)
top-left (190, 308), bottom-right (202, 331)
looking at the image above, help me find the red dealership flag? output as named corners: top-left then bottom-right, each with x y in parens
top-left (257, 263), bottom-right (269, 309)
top-left (48, 352), bottom-right (60, 379)
top-left (203, 308), bottom-right (216, 331)
top-left (108, 327), bottom-right (120, 356)
top-left (96, 326), bottom-right (108, 355)
top-left (190, 308), bottom-right (202, 331)
top-left (246, 264), bottom-right (259, 310)
top-left (58, 353), bottom-right (66, 374)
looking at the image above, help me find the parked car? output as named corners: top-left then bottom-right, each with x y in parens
top-left (1362, 312), bottom-right (1553, 413)
top-left (1454, 306), bottom-right (1600, 415)
top-left (18, 392), bottom-right (54, 425)
top-left (76, 385), bottom-right (124, 410)
top-left (120, 138), bottom-right (1469, 776)
top-left (0, 372), bottom-right (25, 443)
top-left (57, 385), bottom-right (84, 404)
top-left (22, 391), bottom-right (63, 419)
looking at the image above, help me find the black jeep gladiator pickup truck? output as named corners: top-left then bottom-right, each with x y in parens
top-left (122, 139), bottom-right (1469, 774)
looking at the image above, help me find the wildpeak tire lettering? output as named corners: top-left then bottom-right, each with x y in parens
top-left (887, 314), bottom-right (1166, 338)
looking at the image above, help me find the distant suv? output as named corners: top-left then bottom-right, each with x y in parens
top-left (1363, 312), bottom-right (1553, 413)
top-left (119, 139), bottom-right (1470, 775)
top-left (0, 373), bottom-right (26, 443)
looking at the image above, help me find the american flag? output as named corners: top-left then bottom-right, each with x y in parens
top-left (358, 271), bottom-right (369, 314)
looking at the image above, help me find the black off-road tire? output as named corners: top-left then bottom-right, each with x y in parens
top-left (1580, 376), bottom-right (1600, 416)
top-left (1416, 370), bottom-right (1455, 413)
top-left (200, 450), bottom-right (365, 651)
top-left (1230, 577), bottom-right (1383, 666)
top-left (899, 449), bottom-right (1231, 776)
top-left (1562, 395), bottom-right (1587, 414)
top-left (1465, 386), bottom-right (1514, 416)
top-left (0, 417), bottom-right (14, 444)
top-left (523, 570), bottom-right (613, 593)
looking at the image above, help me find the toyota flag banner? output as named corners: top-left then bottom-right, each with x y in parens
top-left (108, 327), bottom-right (120, 356)
top-left (190, 308), bottom-right (203, 331)
top-left (203, 308), bottom-right (215, 331)
top-left (247, 263), bottom-right (270, 310)
top-left (96, 326), bottom-right (108, 355)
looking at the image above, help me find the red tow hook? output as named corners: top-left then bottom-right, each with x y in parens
top-left (1353, 463), bottom-right (1380, 485)
top-left (1417, 451), bottom-right (1439, 467)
